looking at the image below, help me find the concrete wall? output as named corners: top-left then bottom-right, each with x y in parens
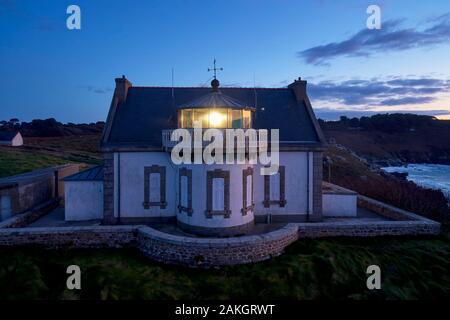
top-left (323, 194), bottom-right (357, 217)
top-left (65, 181), bottom-right (103, 221)
top-left (0, 164), bottom-right (80, 218)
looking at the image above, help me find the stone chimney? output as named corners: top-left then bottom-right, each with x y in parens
top-left (288, 77), bottom-right (307, 101)
top-left (114, 75), bottom-right (132, 104)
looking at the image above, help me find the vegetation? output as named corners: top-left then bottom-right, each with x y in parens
top-left (0, 118), bottom-right (104, 137)
top-left (320, 113), bottom-right (450, 165)
top-left (0, 135), bottom-right (102, 178)
top-left (325, 146), bottom-right (450, 227)
top-left (0, 236), bottom-right (448, 300)
top-left (320, 113), bottom-right (440, 133)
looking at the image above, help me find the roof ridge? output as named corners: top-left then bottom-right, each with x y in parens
top-left (130, 86), bottom-right (289, 90)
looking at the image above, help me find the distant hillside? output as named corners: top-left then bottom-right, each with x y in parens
top-left (320, 114), bottom-right (450, 166)
top-left (0, 118), bottom-right (104, 137)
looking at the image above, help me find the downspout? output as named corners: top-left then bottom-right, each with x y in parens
top-left (117, 152), bottom-right (121, 224)
top-left (306, 152), bottom-right (310, 221)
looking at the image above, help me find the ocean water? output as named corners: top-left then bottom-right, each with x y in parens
top-left (382, 164), bottom-right (450, 198)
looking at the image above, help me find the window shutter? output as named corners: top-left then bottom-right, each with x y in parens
top-left (143, 165), bottom-right (167, 209)
top-left (149, 173), bottom-right (161, 202)
top-left (206, 169), bottom-right (230, 218)
top-left (180, 175), bottom-right (188, 208)
top-left (263, 166), bottom-right (286, 208)
top-left (212, 178), bottom-right (225, 211)
top-left (270, 173), bottom-right (280, 201)
top-left (178, 168), bottom-right (193, 215)
top-left (246, 175), bottom-right (252, 207)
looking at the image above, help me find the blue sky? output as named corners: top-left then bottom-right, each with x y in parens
top-left (1, 0), bottom-right (450, 122)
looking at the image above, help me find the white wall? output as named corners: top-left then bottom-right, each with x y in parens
top-left (0, 133), bottom-right (23, 147)
top-left (115, 151), bottom-right (313, 225)
top-left (11, 133), bottom-right (23, 147)
top-left (65, 181), bottom-right (103, 221)
top-left (177, 163), bottom-right (254, 229)
top-left (254, 151), bottom-right (310, 216)
top-left (118, 152), bottom-right (177, 218)
top-left (322, 194), bottom-right (357, 217)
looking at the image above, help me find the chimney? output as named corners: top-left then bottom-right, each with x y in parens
top-left (114, 75), bottom-right (132, 104)
top-left (288, 77), bottom-right (307, 102)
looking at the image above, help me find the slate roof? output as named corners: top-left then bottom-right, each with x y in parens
top-left (102, 85), bottom-right (325, 150)
top-left (178, 90), bottom-right (253, 110)
top-left (0, 131), bottom-right (19, 141)
top-left (64, 166), bottom-right (104, 182)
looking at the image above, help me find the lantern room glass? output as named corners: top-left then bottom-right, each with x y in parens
top-left (180, 108), bottom-right (252, 129)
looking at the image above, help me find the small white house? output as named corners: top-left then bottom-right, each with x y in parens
top-left (64, 166), bottom-right (104, 221)
top-left (0, 131), bottom-right (23, 147)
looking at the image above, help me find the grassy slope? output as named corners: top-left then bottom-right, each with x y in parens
top-left (0, 135), bottom-right (102, 178)
top-left (323, 125), bottom-right (450, 164)
top-left (0, 237), bottom-right (448, 300)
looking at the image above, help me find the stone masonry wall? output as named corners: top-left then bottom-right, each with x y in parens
top-left (357, 195), bottom-right (436, 222)
top-left (0, 194), bottom-right (440, 267)
top-left (137, 224), bottom-right (299, 267)
top-left (0, 225), bottom-right (138, 249)
top-left (297, 220), bottom-right (440, 238)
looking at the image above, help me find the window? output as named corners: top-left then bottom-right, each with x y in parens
top-left (243, 110), bottom-right (252, 128)
top-left (208, 108), bottom-right (228, 128)
top-left (143, 165), bottom-right (167, 209)
top-left (229, 109), bottom-right (243, 128)
top-left (181, 109), bottom-right (193, 128)
top-left (264, 166), bottom-right (286, 208)
top-left (206, 169), bottom-right (230, 218)
top-left (242, 167), bottom-right (254, 215)
top-left (178, 168), bottom-right (192, 215)
top-left (193, 109), bottom-right (209, 128)
top-left (180, 108), bottom-right (252, 129)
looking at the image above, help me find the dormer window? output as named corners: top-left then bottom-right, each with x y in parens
top-left (177, 78), bottom-right (255, 129)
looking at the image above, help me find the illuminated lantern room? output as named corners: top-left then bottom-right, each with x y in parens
top-left (178, 78), bottom-right (255, 129)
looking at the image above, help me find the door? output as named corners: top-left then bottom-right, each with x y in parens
top-left (0, 195), bottom-right (12, 221)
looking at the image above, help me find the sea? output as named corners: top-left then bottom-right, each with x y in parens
top-left (382, 164), bottom-right (450, 198)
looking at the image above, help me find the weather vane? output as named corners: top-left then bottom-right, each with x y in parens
top-left (208, 59), bottom-right (223, 80)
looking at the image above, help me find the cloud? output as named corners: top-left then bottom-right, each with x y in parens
top-left (380, 96), bottom-right (435, 106)
top-left (308, 76), bottom-right (450, 108)
top-left (298, 15), bottom-right (450, 65)
top-left (78, 85), bottom-right (113, 95)
top-left (315, 108), bottom-right (449, 121)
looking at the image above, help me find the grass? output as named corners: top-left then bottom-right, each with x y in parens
top-left (0, 236), bottom-right (448, 300)
top-left (0, 135), bottom-right (102, 178)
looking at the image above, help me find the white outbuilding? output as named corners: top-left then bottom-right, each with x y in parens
top-left (64, 166), bottom-right (104, 221)
top-left (0, 131), bottom-right (23, 147)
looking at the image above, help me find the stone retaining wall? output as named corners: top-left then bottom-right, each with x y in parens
top-left (0, 225), bottom-right (138, 248)
top-left (297, 220), bottom-right (440, 238)
top-left (357, 195), bottom-right (428, 221)
top-left (0, 195), bottom-right (441, 267)
top-left (0, 198), bottom-right (60, 228)
top-left (137, 224), bottom-right (299, 267)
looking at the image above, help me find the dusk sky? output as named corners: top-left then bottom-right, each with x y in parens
top-left (1, 0), bottom-right (450, 122)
